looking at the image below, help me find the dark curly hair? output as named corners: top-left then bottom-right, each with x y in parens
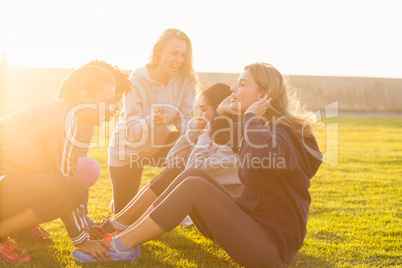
top-left (57, 66), bottom-right (116, 104)
top-left (82, 60), bottom-right (132, 98)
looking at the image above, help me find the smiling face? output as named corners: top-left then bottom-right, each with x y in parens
top-left (229, 69), bottom-right (263, 113)
top-left (157, 37), bottom-right (187, 78)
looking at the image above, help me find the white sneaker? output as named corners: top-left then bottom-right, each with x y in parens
top-left (179, 215), bottom-right (193, 227)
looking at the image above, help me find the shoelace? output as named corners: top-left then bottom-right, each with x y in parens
top-left (103, 232), bottom-right (119, 242)
top-left (100, 214), bottom-right (113, 228)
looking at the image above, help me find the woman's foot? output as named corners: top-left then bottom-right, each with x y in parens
top-left (72, 232), bottom-right (140, 263)
top-left (100, 217), bottom-right (127, 233)
top-left (71, 244), bottom-right (140, 263)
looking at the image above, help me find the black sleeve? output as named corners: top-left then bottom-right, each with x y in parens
top-left (242, 113), bottom-right (297, 173)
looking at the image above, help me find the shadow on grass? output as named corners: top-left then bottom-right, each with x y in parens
top-left (77, 257), bottom-right (171, 268)
top-left (12, 242), bottom-right (70, 267)
top-left (289, 252), bottom-right (335, 267)
top-left (151, 229), bottom-right (240, 268)
top-left (71, 227), bottom-right (239, 267)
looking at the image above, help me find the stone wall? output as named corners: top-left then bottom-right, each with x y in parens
top-left (198, 72), bottom-right (402, 114)
top-left (2, 68), bottom-right (401, 114)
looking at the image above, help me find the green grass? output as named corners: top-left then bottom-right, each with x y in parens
top-left (6, 116), bottom-right (402, 267)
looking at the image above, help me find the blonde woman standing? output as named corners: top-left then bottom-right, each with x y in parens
top-left (108, 29), bottom-right (198, 213)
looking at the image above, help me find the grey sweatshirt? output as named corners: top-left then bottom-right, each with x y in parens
top-left (108, 65), bottom-right (195, 167)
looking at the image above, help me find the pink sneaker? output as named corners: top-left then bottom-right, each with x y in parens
top-left (0, 239), bottom-right (30, 264)
top-left (11, 225), bottom-right (53, 245)
top-left (4, 239), bottom-right (27, 255)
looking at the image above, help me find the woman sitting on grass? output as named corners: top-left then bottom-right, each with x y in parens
top-left (73, 62), bottom-right (323, 267)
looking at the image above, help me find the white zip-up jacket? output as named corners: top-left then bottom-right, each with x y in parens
top-left (108, 65), bottom-right (195, 167)
top-left (165, 130), bottom-right (241, 186)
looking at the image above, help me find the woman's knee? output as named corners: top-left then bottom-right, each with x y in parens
top-left (180, 168), bottom-right (209, 179)
top-left (180, 176), bottom-right (212, 195)
top-left (148, 167), bottom-right (182, 195)
top-left (76, 157), bottom-right (101, 189)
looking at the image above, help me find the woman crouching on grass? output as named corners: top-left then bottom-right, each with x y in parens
top-left (72, 62), bottom-right (323, 267)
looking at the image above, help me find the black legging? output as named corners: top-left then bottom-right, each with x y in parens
top-left (148, 167), bottom-right (184, 196)
top-left (0, 174), bottom-right (85, 222)
top-left (147, 169), bottom-right (285, 267)
top-left (109, 131), bottom-right (181, 213)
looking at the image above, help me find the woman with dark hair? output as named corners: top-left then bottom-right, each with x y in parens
top-left (67, 60), bottom-right (133, 241)
top-left (73, 63), bottom-right (323, 266)
top-left (108, 28), bottom-right (199, 214)
top-left (10, 60), bottom-right (133, 249)
top-left (0, 66), bottom-right (117, 263)
top-left (165, 82), bottom-right (243, 197)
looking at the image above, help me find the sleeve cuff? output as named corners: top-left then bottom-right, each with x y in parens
top-left (71, 230), bottom-right (89, 246)
top-left (196, 134), bottom-right (211, 147)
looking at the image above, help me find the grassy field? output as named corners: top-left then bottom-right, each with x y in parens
top-left (5, 116), bottom-right (402, 267)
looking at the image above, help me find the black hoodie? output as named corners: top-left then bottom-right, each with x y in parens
top-left (211, 111), bottom-right (322, 264)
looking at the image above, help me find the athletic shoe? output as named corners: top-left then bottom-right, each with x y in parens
top-left (11, 225), bottom-right (54, 245)
top-left (103, 232), bottom-right (119, 243)
top-left (180, 215), bottom-right (193, 227)
top-left (17, 254), bottom-right (31, 263)
top-left (31, 225), bottom-right (53, 244)
top-left (0, 241), bottom-right (30, 264)
top-left (3, 239), bottom-right (27, 255)
top-left (71, 245), bottom-right (141, 263)
top-left (100, 217), bottom-right (122, 234)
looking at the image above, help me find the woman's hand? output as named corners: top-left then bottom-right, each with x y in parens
top-left (216, 96), bottom-right (240, 116)
top-left (77, 239), bottom-right (113, 262)
top-left (245, 95), bottom-right (272, 117)
top-left (89, 225), bottom-right (106, 240)
top-left (192, 116), bottom-right (208, 131)
top-left (201, 122), bottom-right (212, 136)
top-left (146, 108), bottom-right (168, 130)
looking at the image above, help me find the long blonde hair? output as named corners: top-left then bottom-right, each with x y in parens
top-left (148, 28), bottom-right (199, 85)
top-left (245, 62), bottom-right (316, 138)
